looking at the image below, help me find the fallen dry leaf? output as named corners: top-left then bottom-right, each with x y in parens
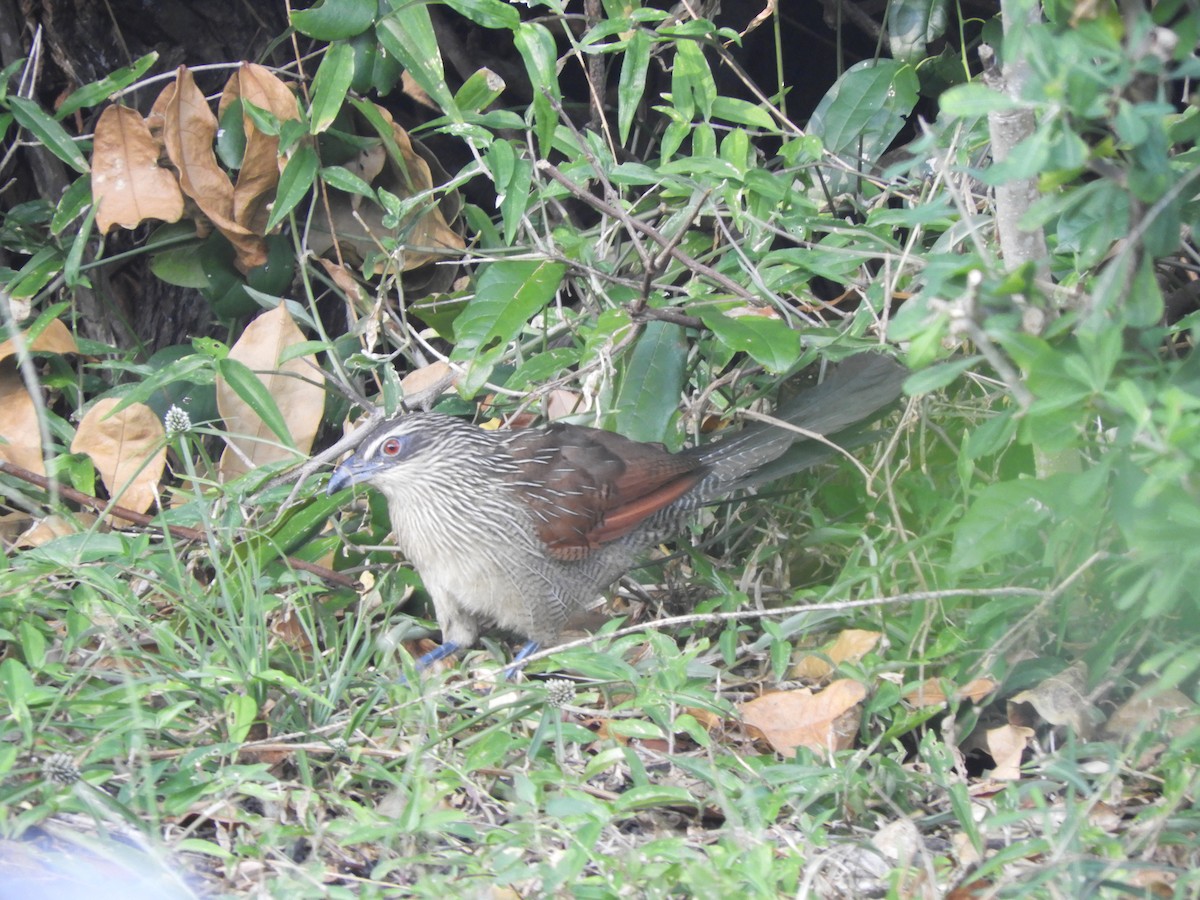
top-left (792, 628), bottom-right (882, 680)
top-left (0, 318), bottom-right (78, 363)
top-left (17, 512), bottom-right (96, 548)
top-left (317, 258), bottom-right (367, 305)
top-left (71, 398), bottom-right (167, 513)
top-left (162, 66), bottom-right (267, 270)
top-left (217, 304), bottom-right (325, 477)
top-left (545, 390), bottom-right (585, 420)
top-left (309, 102), bottom-right (463, 270)
top-left (399, 360), bottom-right (454, 402)
top-left (0, 367), bottom-right (46, 474)
top-left (92, 104), bottom-right (185, 234)
top-left (219, 64), bottom-right (300, 233)
top-left (739, 679), bottom-right (866, 758)
top-left (1104, 686), bottom-right (1200, 741)
top-left (904, 676), bottom-right (998, 708)
top-left (985, 723), bottom-right (1034, 780)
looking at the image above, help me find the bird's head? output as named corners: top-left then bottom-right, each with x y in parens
top-left (326, 413), bottom-right (500, 496)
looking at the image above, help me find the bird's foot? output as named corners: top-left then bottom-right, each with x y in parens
top-left (397, 640), bottom-right (461, 684)
top-left (501, 641), bottom-right (541, 681)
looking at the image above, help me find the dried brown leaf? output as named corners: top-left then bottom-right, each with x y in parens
top-left (792, 628), bottom-right (882, 680)
top-left (92, 105), bottom-right (185, 235)
top-left (220, 64), bottom-right (300, 233)
top-left (904, 676), bottom-right (998, 708)
top-left (0, 366), bottom-right (45, 474)
top-left (162, 66), bottom-right (266, 270)
top-left (545, 390), bottom-right (585, 420)
top-left (1104, 686), bottom-right (1200, 742)
top-left (399, 360), bottom-right (454, 400)
top-left (985, 723), bottom-right (1033, 780)
top-left (71, 398), bottom-right (167, 513)
top-left (739, 679), bottom-right (866, 758)
top-left (309, 103), bottom-right (463, 270)
top-left (0, 318), bottom-right (78, 364)
top-left (217, 304), bottom-right (325, 478)
top-left (316, 258), bottom-right (367, 305)
top-left (17, 513), bottom-right (96, 547)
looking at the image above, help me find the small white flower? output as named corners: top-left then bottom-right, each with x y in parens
top-left (164, 405), bottom-right (192, 434)
top-left (546, 678), bottom-right (575, 708)
top-left (43, 753), bottom-right (81, 786)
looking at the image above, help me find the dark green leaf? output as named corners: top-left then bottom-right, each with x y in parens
top-left (50, 175), bottom-right (93, 235)
top-left (290, 0), bottom-right (376, 40)
top-left (9, 97), bottom-right (89, 173)
top-left (309, 42), bottom-right (356, 134)
top-left (888, 0), bottom-right (950, 63)
top-left (513, 22), bottom-right (560, 154)
top-left (699, 309), bottom-right (803, 374)
top-left (266, 144), bottom-right (319, 231)
top-left (376, 6), bottom-right (458, 116)
top-left (615, 321), bottom-right (687, 445)
top-left (442, 0), bottom-right (520, 29)
top-left (618, 30), bottom-right (650, 145)
top-left (216, 357), bottom-right (297, 448)
top-left (320, 165), bottom-right (375, 197)
top-left (56, 52), bottom-right (158, 120)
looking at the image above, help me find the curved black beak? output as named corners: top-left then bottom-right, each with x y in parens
top-left (327, 454), bottom-right (385, 495)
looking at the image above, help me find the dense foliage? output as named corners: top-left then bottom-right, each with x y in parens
top-left (0, 0), bottom-right (1198, 894)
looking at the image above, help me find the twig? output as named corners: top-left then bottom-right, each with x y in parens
top-left (511, 587), bottom-right (1047, 669)
top-left (536, 160), bottom-right (762, 304)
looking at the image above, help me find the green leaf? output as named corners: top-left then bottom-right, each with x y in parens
top-left (612, 784), bottom-right (695, 811)
top-left (8, 246), bottom-right (63, 299)
top-left (903, 357), bottom-right (978, 394)
top-left (497, 154), bottom-right (533, 246)
top-left (266, 144), bottom-right (319, 231)
top-left (376, 5), bottom-right (459, 117)
top-left (807, 60), bottom-right (918, 179)
top-left (939, 81), bottom-right (1025, 117)
top-left (56, 52), bottom-right (158, 120)
top-left (17, 621), bottom-right (46, 670)
top-left (320, 165), bottom-right (375, 198)
top-left (618, 30), bottom-right (650, 145)
top-left (454, 67), bottom-right (506, 114)
top-left (450, 259), bottom-right (566, 393)
top-left (216, 357), bottom-right (297, 448)
top-left (309, 42), bottom-right (356, 134)
top-left (699, 309), bottom-right (803, 374)
top-left (50, 174), bottom-right (93, 235)
top-left (614, 321), bottom-right (687, 445)
top-left (259, 492), bottom-right (347, 561)
top-left (951, 479), bottom-right (1049, 570)
top-left (888, 0), bottom-right (950, 63)
top-left (290, 0), bottom-right (376, 40)
top-left (223, 692), bottom-right (258, 744)
top-left (710, 96), bottom-right (775, 130)
top-left (63, 202), bottom-right (97, 288)
top-left (513, 22), bottom-right (560, 154)
top-left (671, 39), bottom-right (716, 121)
top-left (9, 97), bottom-right (89, 173)
top-left (442, 0), bottom-right (520, 29)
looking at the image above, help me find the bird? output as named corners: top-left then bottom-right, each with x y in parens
top-left (327, 353), bottom-right (904, 671)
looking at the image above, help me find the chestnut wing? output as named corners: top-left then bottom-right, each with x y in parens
top-left (506, 423), bottom-right (704, 560)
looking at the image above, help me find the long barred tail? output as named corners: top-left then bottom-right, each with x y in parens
top-left (688, 353), bottom-right (905, 502)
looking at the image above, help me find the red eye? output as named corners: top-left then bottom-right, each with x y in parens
top-left (381, 437), bottom-right (403, 456)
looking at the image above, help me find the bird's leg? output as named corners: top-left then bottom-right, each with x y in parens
top-left (413, 640), bottom-right (461, 669)
top-left (501, 640), bottom-right (541, 680)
